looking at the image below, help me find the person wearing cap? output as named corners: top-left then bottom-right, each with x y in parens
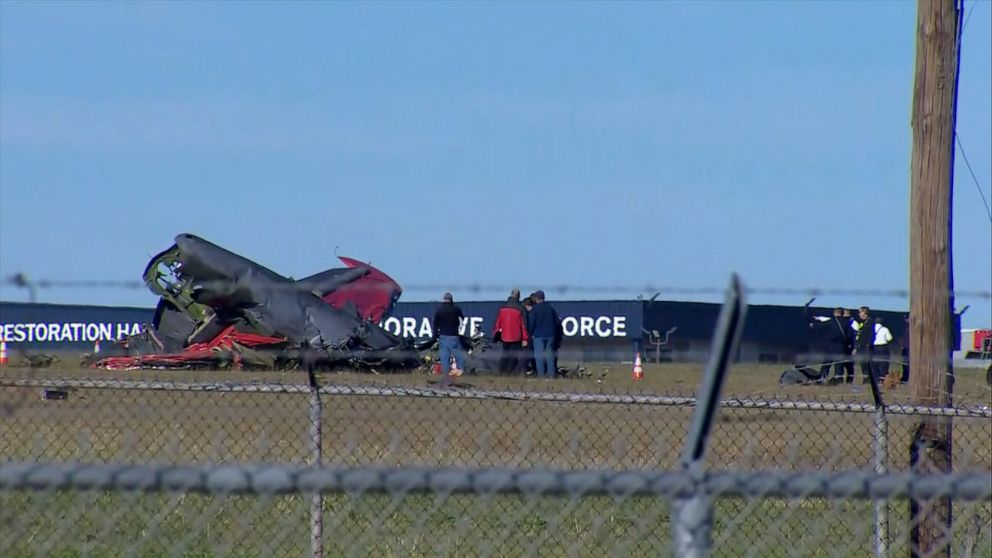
top-left (526, 290), bottom-right (560, 380)
top-left (493, 288), bottom-right (529, 375)
top-left (433, 292), bottom-right (466, 377)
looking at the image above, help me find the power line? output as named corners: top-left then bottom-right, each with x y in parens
top-left (962, 0), bottom-right (978, 33)
top-left (955, 133), bottom-right (992, 224)
top-left (955, 0), bottom-right (991, 225)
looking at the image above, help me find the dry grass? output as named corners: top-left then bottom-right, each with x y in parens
top-left (1, 362), bottom-right (989, 470)
top-left (1, 362), bottom-right (990, 557)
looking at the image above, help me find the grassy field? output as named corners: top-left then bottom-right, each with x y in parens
top-left (1, 362), bottom-right (990, 556)
top-left (3, 357), bottom-right (990, 404)
top-left (2, 488), bottom-right (990, 557)
top-left (1, 362), bottom-right (989, 470)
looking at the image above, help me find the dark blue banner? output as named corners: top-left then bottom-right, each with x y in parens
top-left (382, 301), bottom-right (642, 342)
top-left (0, 299), bottom-right (924, 364)
top-left (0, 300), bottom-right (644, 359)
top-left (0, 302), bottom-right (152, 349)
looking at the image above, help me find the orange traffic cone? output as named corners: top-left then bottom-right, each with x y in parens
top-left (632, 352), bottom-right (643, 381)
top-left (0, 336), bottom-right (7, 367)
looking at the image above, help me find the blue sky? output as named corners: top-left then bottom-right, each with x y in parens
top-left (1, 1), bottom-right (990, 326)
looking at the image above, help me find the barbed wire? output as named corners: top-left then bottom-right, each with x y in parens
top-left (2, 276), bottom-right (990, 300)
top-left (2, 461), bottom-right (989, 501)
top-left (2, 378), bottom-right (989, 418)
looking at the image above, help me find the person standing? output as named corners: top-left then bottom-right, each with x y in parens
top-left (821, 307), bottom-right (853, 384)
top-left (493, 288), bottom-right (529, 375)
top-left (433, 292), bottom-right (465, 377)
top-left (526, 290), bottom-right (559, 380)
top-left (521, 296), bottom-right (536, 375)
top-left (852, 306), bottom-right (876, 383)
top-left (872, 317), bottom-right (894, 381)
top-left (841, 309), bottom-right (857, 382)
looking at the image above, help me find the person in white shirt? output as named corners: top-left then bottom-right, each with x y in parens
top-left (872, 317), bottom-right (894, 380)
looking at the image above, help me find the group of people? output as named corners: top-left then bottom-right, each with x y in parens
top-left (812, 306), bottom-right (905, 385)
top-left (432, 289), bottom-right (562, 379)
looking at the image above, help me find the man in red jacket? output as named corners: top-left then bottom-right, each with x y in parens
top-left (493, 288), bottom-right (529, 375)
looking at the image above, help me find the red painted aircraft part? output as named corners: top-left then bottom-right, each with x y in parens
top-left (321, 257), bottom-right (402, 323)
top-left (95, 326), bottom-right (285, 370)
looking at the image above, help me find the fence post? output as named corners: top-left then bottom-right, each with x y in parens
top-left (307, 364), bottom-right (324, 558)
top-left (673, 275), bottom-right (747, 558)
top-left (873, 407), bottom-right (888, 558)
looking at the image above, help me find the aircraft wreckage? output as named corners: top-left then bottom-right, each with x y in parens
top-left (92, 233), bottom-right (434, 370)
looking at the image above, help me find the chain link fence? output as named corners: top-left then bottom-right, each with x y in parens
top-left (3, 462), bottom-right (990, 557)
top-left (1, 377), bottom-right (989, 557)
top-left (1, 378), bottom-right (990, 472)
top-left (2, 281), bottom-right (990, 557)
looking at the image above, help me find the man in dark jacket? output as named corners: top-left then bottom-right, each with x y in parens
top-left (521, 296), bottom-right (536, 374)
top-left (820, 307), bottom-right (853, 384)
top-left (853, 306), bottom-right (876, 384)
top-left (493, 288), bottom-right (529, 375)
top-left (433, 292), bottom-right (465, 376)
top-left (841, 309), bottom-right (857, 382)
top-left (526, 290), bottom-right (559, 379)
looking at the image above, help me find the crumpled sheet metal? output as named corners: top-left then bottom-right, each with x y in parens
top-left (94, 234), bottom-right (422, 370)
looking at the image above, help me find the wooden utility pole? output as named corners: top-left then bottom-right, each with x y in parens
top-left (908, 1), bottom-right (961, 556)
